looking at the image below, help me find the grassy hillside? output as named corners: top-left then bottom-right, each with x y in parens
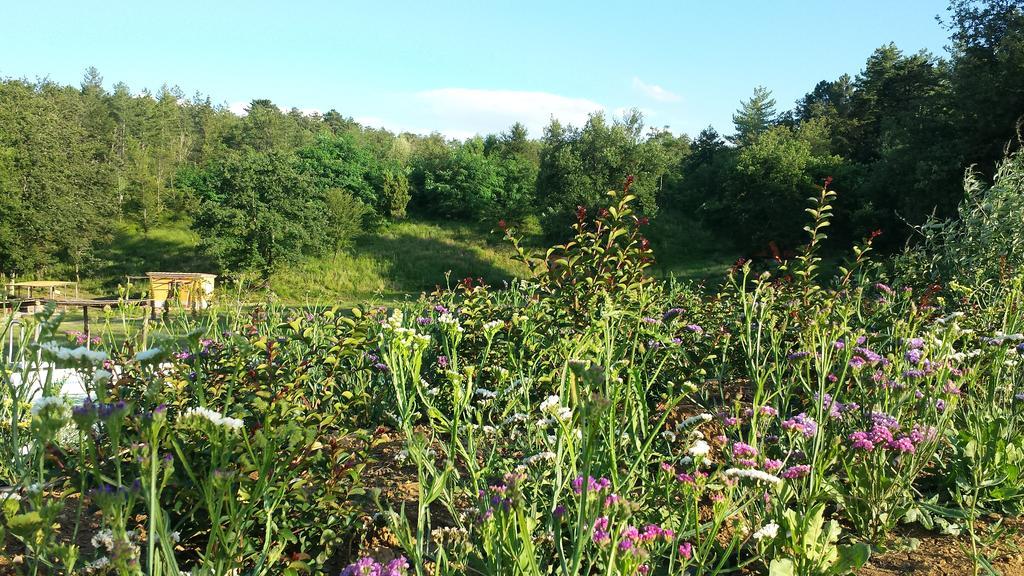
top-left (269, 221), bottom-right (531, 305)
top-left (78, 216), bottom-right (735, 306)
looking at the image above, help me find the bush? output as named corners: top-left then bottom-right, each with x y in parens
top-left (324, 188), bottom-right (370, 250)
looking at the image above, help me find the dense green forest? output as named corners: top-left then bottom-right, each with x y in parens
top-left (1, 0), bottom-right (1022, 284)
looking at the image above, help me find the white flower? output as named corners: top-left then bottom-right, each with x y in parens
top-left (85, 557), bottom-right (111, 571)
top-left (91, 528), bottom-right (115, 551)
top-left (94, 369), bottom-right (112, 384)
top-left (40, 342), bottom-right (107, 365)
top-left (169, 531), bottom-right (181, 543)
top-left (182, 407), bottom-right (244, 431)
top-left (70, 346), bottom-right (108, 364)
top-left (381, 309), bottom-right (405, 330)
top-left (504, 413), bottom-right (528, 425)
top-left (676, 413), bottom-right (713, 431)
top-left (539, 395), bottom-right (561, 413)
top-left (436, 313), bottom-right (464, 333)
top-left (134, 348), bottom-right (163, 363)
top-left (688, 440), bottom-right (711, 458)
top-left (483, 319), bottom-right (503, 333)
top-left (474, 388), bottom-right (497, 399)
top-left (752, 522), bottom-right (779, 540)
top-left (523, 451), bottom-right (557, 466)
top-left (555, 406), bottom-right (572, 422)
top-left (660, 431), bottom-right (677, 442)
top-left (538, 395), bottom-right (572, 423)
top-left (725, 468), bottom-right (782, 485)
top-left (31, 396), bottom-right (67, 417)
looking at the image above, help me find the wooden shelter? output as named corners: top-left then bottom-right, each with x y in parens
top-left (145, 272), bottom-right (216, 312)
top-left (5, 280), bottom-right (79, 300)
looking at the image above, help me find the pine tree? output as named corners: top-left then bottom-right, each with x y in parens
top-left (730, 86), bottom-right (777, 146)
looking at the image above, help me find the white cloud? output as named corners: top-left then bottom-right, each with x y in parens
top-left (228, 101), bottom-right (249, 116)
top-left (226, 88), bottom-right (618, 140)
top-left (415, 88), bottom-right (604, 139)
top-left (632, 77), bottom-right (681, 103)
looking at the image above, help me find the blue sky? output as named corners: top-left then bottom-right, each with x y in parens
top-left (1, 1), bottom-right (952, 139)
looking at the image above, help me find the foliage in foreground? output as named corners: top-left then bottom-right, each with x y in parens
top-left (2, 159), bottom-right (1024, 575)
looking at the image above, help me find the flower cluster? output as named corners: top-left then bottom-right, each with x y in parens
top-left (340, 556), bottom-right (410, 576)
top-left (781, 413), bottom-right (817, 438)
top-left (40, 342), bottom-right (108, 365)
top-left (539, 394), bottom-right (572, 425)
top-left (848, 421), bottom-right (936, 454)
top-left (181, 407), bottom-right (244, 431)
top-left (724, 468), bottom-right (782, 485)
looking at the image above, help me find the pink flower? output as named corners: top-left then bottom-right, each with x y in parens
top-left (732, 442), bottom-right (758, 458)
top-left (781, 464), bottom-right (811, 479)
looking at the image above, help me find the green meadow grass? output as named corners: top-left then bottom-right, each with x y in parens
top-left (70, 215), bottom-right (738, 307)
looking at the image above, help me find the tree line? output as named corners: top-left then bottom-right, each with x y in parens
top-left (1, 0), bottom-right (1021, 279)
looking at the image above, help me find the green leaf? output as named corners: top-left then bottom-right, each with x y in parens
top-left (768, 558), bottom-right (795, 576)
top-left (836, 543), bottom-right (871, 572)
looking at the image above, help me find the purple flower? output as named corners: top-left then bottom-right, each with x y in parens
top-left (678, 542), bottom-right (693, 560)
top-left (869, 425), bottom-right (895, 445)
top-left (663, 308), bottom-right (684, 323)
top-left (853, 346), bottom-right (886, 365)
top-left (781, 464), bottom-right (811, 479)
top-left (732, 442), bottom-right (758, 458)
top-left (685, 324), bottom-right (704, 335)
top-left (593, 516), bottom-right (611, 544)
top-left (782, 413), bottom-right (817, 438)
top-left (572, 475), bottom-right (611, 494)
top-left (341, 556), bottom-right (410, 576)
top-left (887, 436), bottom-right (915, 453)
top-left (870, 412), bottom-right (900, 430)
top-left (905, 349), bottom-right (923, 365)
top-left (676, 472), bottom-right (695, 485)
top-left (848, 431), bottom-right (874, 451)
top-left (815, 393), bottom-right (843, 419)
top-left (787, 350), bottom-right (812, 361)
